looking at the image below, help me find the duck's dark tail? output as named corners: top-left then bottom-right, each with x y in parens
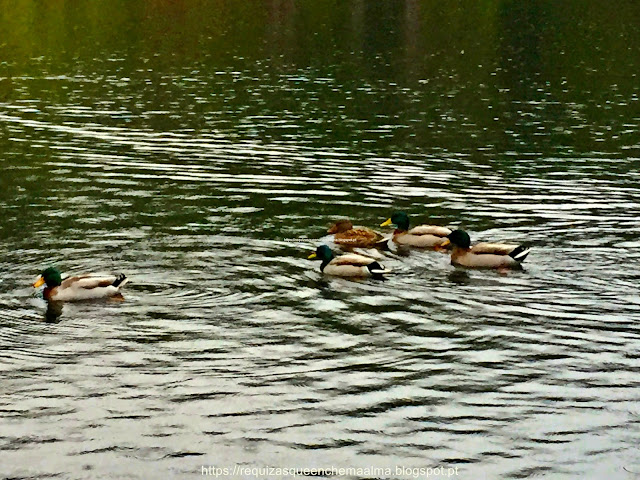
top-left (112, 273), bottom-right (129, 288)
top-left (374, 235), bottom-right (393, 251)
top-left (368, 261), bottom-right (391, 280)
top-left (509, 246), bottom-right (531, 262)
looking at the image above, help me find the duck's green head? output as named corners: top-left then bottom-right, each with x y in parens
top-left (33, 267), bottom-right (62, 288)
top-left (444, 229), bottom-right (471, 249)
top-left (381, 211), bottom-right (410, 230)
top-left (308, 245), bottom-right (334, 262)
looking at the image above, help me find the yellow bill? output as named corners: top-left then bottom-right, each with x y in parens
top-left (439, 239), bottom-right (451, 248)
top-left (380, 218), bottom-right (392, 227)
top-left (33, 276), bottom-right (46, 288)
top-left (308, 253), bottom-right (317, 259)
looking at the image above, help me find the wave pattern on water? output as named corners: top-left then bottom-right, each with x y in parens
top-left (2, 33), bottom-right (640, 480)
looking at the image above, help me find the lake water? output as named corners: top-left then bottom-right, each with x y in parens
top-left (1, 1), bottom-right (640, 479)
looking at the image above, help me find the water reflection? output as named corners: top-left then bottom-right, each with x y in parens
top-left (44, 301), bottom-right (64, 323)
top-left (447, 269), bottom-right (471, 285)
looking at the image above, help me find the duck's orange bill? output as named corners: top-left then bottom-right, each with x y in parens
top-left (380, 218), bottom-right (392, 227)
top-left (33, 277), bottom-right (45, 288)
top-left (308, 253), bottom-right (317, 259)
top-left (439, 239), bottom-right (451, 248)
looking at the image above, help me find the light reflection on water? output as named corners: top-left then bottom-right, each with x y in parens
top-left (2, 109), bottom-right (639, 478)
top-left (2, 2), bottom-right (640, 479)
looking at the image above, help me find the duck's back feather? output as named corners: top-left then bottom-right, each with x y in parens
top-left (62, 275), bottom-right (118, 289)
top-left (390, 225), bottom-right (452, 248)
top-left (330, 254), bottom-right (378, 267)
top-left (333, 227), bottom-right (384, 248)
top-left (50, 274), bottom-right (129, 301)
top-left (471, 243), bottom-right (520, 256)
top-left (407, 225), bottom-right (452, 237)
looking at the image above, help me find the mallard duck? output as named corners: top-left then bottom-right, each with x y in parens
top-left (308, 245), bottom-right (389, 278)
top-left (327, 219), bottom-right (386, 248)
top-left (440, 230), bottom-right (531, 269)
top-left (32, 267), bottom-right (129, 301)
top-left (380, 211), bottom-right (451, 248)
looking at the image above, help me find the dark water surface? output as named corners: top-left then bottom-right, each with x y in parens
top-left (1, 1), bottom-right (640, 479)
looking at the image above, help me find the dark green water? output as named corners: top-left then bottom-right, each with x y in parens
top-left (1, 1), bottom-right (640, 479)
